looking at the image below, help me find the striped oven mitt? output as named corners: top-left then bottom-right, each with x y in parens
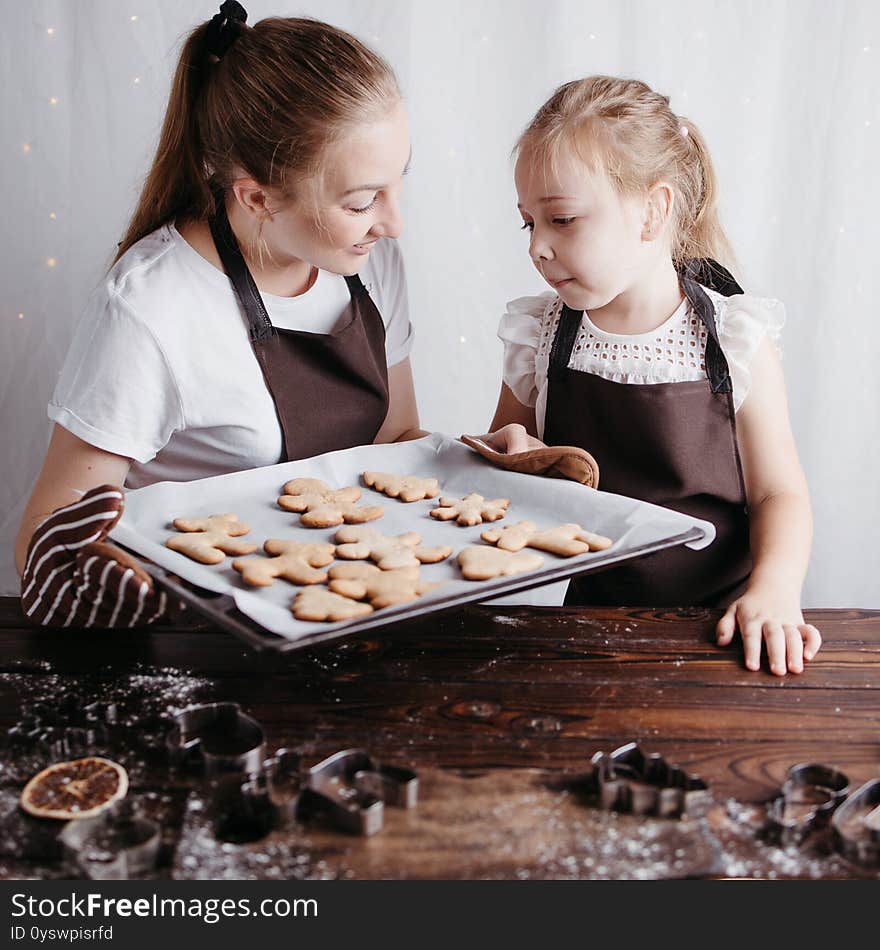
top-left (21, 485), bottom-right (167, 628)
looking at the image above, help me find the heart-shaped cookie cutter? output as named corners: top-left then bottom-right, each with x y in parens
top-left (831, 778), bottom-right (880, 866)
top-left (166, 702), bottom-right (265, 776)
top-left (301, 749), bottom-right (419, 836)
top-left (590, 742), bottom-right (708, 818)
top-left (764, 763), bottom-right (850, 846)
top-left (58, 799), bottom-right (160, 880)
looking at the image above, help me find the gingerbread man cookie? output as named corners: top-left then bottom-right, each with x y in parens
top-left (291, 587), bottom-right (374, 623)
top-left (457, 546), bottom-right (544, 580)
top-left (362, 471), bottom-right (441, 502)
top-left (278, 478), bottom-right (384, 528)
top-left (481, 521), bottom-right (613, 556)
top-left (232, 539), bottom-right (336, 587)
top-left (328, 563), bottom-right (440, 609)
top-left (166, 514), bottom-right (258, 564)
top-left (430, 492), bottom-right (510, 526)
top-left (333, 525), bottom-right (452, 570)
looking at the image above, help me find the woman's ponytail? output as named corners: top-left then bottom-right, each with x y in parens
top-left (114, 23), bottom-right (217, 262)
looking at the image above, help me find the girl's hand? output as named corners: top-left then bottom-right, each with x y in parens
top-left (472, 423), bottom-right (547, 455)
top-left (716, 584), bottom-right (821, 676)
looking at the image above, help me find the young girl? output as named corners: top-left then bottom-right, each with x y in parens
top-left (483, 76), bottom-right (820, 676)
top-left (15, 4), bottom-right (419, 627)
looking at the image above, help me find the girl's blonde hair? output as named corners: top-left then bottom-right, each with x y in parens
top-left (516, 76), bottom-right (737, 273)
top-left (115, 15), bottom-right (400, 263)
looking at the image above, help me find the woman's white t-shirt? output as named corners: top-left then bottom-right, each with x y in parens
top-left (498, 287), bottom-right (784, 439)
top-left (49, 224), bottom-right (413, 489)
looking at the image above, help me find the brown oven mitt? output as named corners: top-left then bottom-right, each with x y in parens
top-left (460, 435), bottom-right (600, 488)
top-left (20, 484), bottom-right (170, 628)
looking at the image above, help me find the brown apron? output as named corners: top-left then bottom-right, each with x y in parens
top-left (544, 260), bottom-right (752, 608)
top-left (209, 202), bottom-right (390, 461)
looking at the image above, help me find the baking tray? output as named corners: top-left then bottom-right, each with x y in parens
top-left (111, 433), bottom-right (714, 652)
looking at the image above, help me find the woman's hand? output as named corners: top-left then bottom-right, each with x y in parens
top-left (716, 583), bottom-right (821, 675)
top-left (21, 484), bottom-right (167, 628)
top-left (471, 423), bottom-right (547, 455)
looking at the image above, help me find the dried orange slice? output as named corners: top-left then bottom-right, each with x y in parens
top-left (20, 756), bottom-right (128, 820)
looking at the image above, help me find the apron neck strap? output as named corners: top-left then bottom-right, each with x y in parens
top-left (208, 197), bottom-right (276, 343)
top-left (343, 273), bottom-right (368, 297)
top-left (677, 258), bottom-right (743, 394)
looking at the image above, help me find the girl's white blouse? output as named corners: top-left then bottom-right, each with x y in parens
top-left (498, 286), bottom-right (785, 439)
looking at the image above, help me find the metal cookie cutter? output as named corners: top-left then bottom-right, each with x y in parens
top-left (215, 748), bottom-right (304, 843)
top-left (590, 742), bottom-right (708, 818)
top-left (831, 778), bottom-right (880, 866)
top-left (167, 702), bottom-right (265, 776)
top-left (301, 749), bottom-right (418, 836)
top-left (765, 763), bottom-right (850, 847)
top-left (59, 800), bottom-right (160, 880)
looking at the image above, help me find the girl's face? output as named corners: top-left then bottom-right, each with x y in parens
top-left (261, 100), bottom-right (411, 275)
top-left (515, 147), bottom-right (653, 312)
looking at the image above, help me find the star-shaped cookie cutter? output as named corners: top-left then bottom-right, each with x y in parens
top-left (590, 742), bottom-right (709, 818)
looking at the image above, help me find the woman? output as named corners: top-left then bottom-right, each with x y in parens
top-left (16, 4), bottom-right (421, 627)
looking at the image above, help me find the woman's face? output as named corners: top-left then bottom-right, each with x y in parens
top-left (262, 100), bottom-right (411, 276)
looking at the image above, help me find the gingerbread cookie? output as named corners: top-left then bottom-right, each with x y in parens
top-left (457, 546), bottom-right (544, 580)
top-left (232, 539), bottom-right (336, 587)
top-left (328, 563), bottom-right (440, 609)
top-left (479, 520), bottom-right (538, 552)
top-left (430, 492), bottom-right (510, 526)
top-left (362, 471), bottom-right (440, 502)
top-left (278, 478), bottom-right (383, 528)
top-left (481, 521), bottom-right (613, 556)
top-left (291, 587), bottom-right (373, 622)
top-left (166, 514), bottom-right (258, 564)
top-left (333, 525), bottom-right (452, 570)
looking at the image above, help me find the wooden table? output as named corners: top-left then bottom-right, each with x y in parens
top-left (1, 596), bottom-right (878, 879)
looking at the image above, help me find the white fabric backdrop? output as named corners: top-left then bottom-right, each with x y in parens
top-left (1, 0), bottom-right (877, 606)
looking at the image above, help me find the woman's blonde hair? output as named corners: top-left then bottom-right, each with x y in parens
top-left (115, 15), bottom-right (400, 262)
top-left (516, 75), bottom-right (737, 273)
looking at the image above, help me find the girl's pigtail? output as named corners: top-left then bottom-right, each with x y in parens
top-left (676, 118), bottom-right (739, 276)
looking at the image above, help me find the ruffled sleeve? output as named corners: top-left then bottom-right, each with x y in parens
top-left (716, 293), bottom-right (786, 411)
top-left (497, 293), bottom-right (555, 409)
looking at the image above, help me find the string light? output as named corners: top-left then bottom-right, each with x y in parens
top-left (130, 15), bottom-right (139, 22)
top-left (49, 96), bottom-right (59, 106)
top-left (49, 212), bottom-right (57, 220)
top-left (460, 336), bottom-right (467, 344)
top-left (18, 313), bottom-right (24, 320)
top-left (133, 76), bottom-right (141, 84)
top-left (22, 142), bottom-right (31, 154)
top-left (46, 258), bottom-right (57, 268)
top-left (46, 27), bottom-right (55, 36)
